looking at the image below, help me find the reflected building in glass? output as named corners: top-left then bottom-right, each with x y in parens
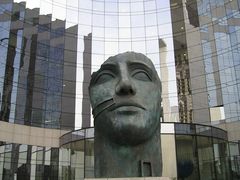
top-left (0, 0), bottom-right (77, 129)
top-left (0, 0), bottom-right (239, 179)
top-left (170, 0), bottom-right (240, 141)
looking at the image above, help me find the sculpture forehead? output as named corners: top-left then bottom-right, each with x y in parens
top-left (103, 52), bottom-right (155, 69)
top-left (89, 52), bottom-right (162, 89)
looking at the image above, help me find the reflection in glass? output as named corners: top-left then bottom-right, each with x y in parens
top-left (0, 145), bottom-right (4, 179)
top-left (213, 139), bottom-right (231, 180)
top-left (132, 41), bottom-right (146, 54)
top-left (70, 141), bottom-right (85, 180)
top-left (131, 15), bottom-right (144, 27)
top-left (176, 135), bottom-right (199, 180)
top-left (197, 136), bottom-right (215, 179)
top-left (105, 15), bottom-right (118, 27)
top-left (161, 134), bottom-right (177, 178)
top-left (85, 139), bottom-right (94, 178)
top-left (8, 0), bottom-right (179, 132)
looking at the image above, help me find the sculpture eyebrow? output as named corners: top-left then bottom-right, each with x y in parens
top-left (95, 63), bottom-right (117, 79)
top-left (100, 63), bottom-right (117, 71)
top-left (128, 61), bottom-right (154, 74)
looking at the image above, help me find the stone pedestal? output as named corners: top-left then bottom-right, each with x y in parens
top-left (86, 177), bottom-right (173, 180)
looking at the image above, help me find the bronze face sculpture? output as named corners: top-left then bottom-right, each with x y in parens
top-left (89, 52), bottom-right (162, 178)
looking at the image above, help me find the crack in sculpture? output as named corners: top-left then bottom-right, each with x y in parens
top-left (92, 98), bottom-right (115, 119)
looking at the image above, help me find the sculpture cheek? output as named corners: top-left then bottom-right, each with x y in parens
top-left (90, 83), bottom-right (115, 109)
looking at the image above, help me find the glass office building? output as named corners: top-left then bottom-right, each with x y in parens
top-left (0, 0), bottom-right (239, 179)
top-left (170, 0), bottom-right (240, 142)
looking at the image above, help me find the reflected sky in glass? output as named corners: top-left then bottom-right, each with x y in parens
top-left (13, 0), bottom-right (179, 128)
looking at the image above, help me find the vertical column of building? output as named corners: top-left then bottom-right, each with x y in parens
top-left (195, 0), bottom-right (224, 124)
top-left (29, 13), bottom-right (51, 127)
top-left (170, 0), bottom-right (193, 123)
top-left (159, 39), bottom-right (170, 122)
top-left (81, 33), bottom-right (92, 128)
top-left (184, 0), bottom-right (224, 125)
top-left (60, 24), bottom-right (78, 130)
top-left (0, 2), bottom-right (21, 122)
top-left (0, 1), bottom-right (29, 124)
top-left (23, 8), bottom-right (39, 126)
top-left (0, 0), bottom-right (13, 119)
top-left (44, 19), bottom-right (66, 128)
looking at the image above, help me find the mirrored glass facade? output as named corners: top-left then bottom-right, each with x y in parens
top-left (0, 0), bottom-right (239, 138)
top-left (0, 0), bottom-right (179, 130)
top-left (0, 0), bottom-right (240, 179)
top-left (0, 0), bottom-right (77, 129)
top-left (169, 0), bottom-right (240, 141)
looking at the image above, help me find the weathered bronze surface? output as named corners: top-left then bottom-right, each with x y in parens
top-left (89, 52), bottom-right (162, 178)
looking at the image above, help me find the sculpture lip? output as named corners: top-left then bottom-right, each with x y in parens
top-left (110, 102), bottom-right (145, 111)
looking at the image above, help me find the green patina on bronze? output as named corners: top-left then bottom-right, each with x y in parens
top-left (89, 52), bottom-right (162, 178)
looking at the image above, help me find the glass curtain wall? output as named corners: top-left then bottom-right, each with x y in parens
top-left (1, 0), bottom-right (240, 141)
top-left (175, 135), bottom-right (232, 180)
top-left (72, 0), bottom-right (179, 128)
top-left (170, 0), bottom-right (240, 141)
top-left (0, 143), bottom-right (61, 180)
top-left (0, 0), bottom-right (77, 129)
top-left (229, 141), bottom-right (240, 179)
top-left (0, 0), bottom-right (178, 129)
top-left (196, 0), bottom-right (240, 126)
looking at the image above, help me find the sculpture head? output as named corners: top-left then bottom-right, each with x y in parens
top-left (89, 52), bottom-right (162, 145)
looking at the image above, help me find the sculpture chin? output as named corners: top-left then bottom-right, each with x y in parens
top-left (95, 113), bottom-right (160, 146)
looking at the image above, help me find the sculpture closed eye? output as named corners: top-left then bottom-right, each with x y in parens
top-left (94, 72), bottom-right (114, 84)
top-left (132, 70), bottom-right (152, 81)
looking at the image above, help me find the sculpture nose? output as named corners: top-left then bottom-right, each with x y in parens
top-left (115, 76), bottom-right (136, 96)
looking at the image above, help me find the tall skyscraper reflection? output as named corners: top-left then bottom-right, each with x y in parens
top-left (0, 0), bottom-right (239, 179)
